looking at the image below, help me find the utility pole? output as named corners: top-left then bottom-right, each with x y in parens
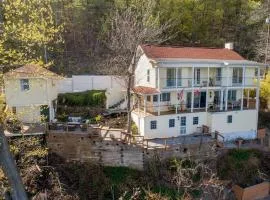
top-left (0, 127), bottom-right (28, 200)
top-left (265, 17), bottom-right (270, 65)
top-left (265, 0), bottom-right (270, 67)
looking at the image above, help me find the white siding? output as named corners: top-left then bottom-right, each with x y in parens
top-left (139, 112), bottom-right (207, 139)
top-left (134, 54), bottom-right (156, 87)
top-left (5, 78), bottom-right (58, 106)
top-left (208, 110), bottom-right (257, 134)
top-left (15, 106), bottom-right (41, 123)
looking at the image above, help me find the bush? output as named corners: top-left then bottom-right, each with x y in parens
top-left (95, 114), bottom-right (102, 123)
top-left (217, 149), bottom-right (262, 187)
top-left (58, 90), bottom-right (106, 107)
top-left (131, 122), bottom-right (138, 135)
top-left (57, 113), bottom-right (68, 122)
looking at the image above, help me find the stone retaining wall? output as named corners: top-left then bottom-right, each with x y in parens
top-left (46, 131), bottom-right (216, 170)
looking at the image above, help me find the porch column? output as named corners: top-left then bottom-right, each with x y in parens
top-left (241, 66), bottom-right (245, 110)
top-left (225, 66), bottom-right (229, 111)
top-left (256, 68), bottom-right (260, 110)
top-left (206, 66), bottom-right (210, 111)
top-left (132, 94), bottom-right (135, 110)
top-left (158, 93), bottom-right (161, 115)
top-left (176, 67), bottom-right (178, 88)
top-left (225, 89), bottom-right (228, 111)
top-left (191, 66), bottom-right (194, 112)
top-left (247, 89), bottom-right (250, 108)
top-left (220, 89), bottom-right (224, 111)
top-left (241, 89), bottom-right (244, 110)
top-left (144, 95), bottom-right (146, 114)
top-left (243, 66), bottom-right (246, 87)
top-left (191, 90), bottom-right (194, 112)
top-left (192, 66), bottom-right (195, 87)
top-left (157, 67), bottom-right (160, 90)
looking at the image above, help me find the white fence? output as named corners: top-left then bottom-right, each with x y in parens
top-left (58, 75), bottom-right (127, 109)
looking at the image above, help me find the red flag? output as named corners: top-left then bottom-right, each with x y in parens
top-left (194, 89), bottom-right (200, 96)
top-left (178, 89), bottom-right (184, 100)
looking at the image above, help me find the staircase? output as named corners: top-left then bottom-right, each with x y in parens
top-left (109, 99), bottom-right (125, 109)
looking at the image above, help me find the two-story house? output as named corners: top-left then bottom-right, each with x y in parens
top-left (4, 64), bottom-right (62, 123)
top-left (131, 44), bottom-right (266, 140)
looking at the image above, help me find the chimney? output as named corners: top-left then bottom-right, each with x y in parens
top-left (225, 42), bottom-right (234, 50)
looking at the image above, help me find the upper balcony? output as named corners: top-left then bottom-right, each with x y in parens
top-left (158, 67), bottom-right (259, 90)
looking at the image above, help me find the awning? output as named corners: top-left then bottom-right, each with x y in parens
top-left (132, 86), bottom-right (160, 95)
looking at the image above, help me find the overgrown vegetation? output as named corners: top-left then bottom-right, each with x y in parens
top-left (217, 149), bottom-right (265, 187)
top-left (0, 136), bottom-right (229, 199)
top-left (58, 90), bottom-right (106, 107)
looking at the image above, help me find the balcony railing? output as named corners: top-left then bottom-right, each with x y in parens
top-left (160, 77), bottom-right (223, 89)
top-left (160, 76), bottom-right (258, 89)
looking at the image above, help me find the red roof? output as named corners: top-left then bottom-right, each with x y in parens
top-left (132, 86), bottom-right (160, 95)
top-left (140, 45), bottom-right (245, 60)
top-left (4, 64), bottom-right (62, 79)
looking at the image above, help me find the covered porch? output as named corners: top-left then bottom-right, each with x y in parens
top-left (132, 86), bottom-right (258, 116)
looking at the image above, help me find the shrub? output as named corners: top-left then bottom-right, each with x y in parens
top-left (131, 122), bottom-right (138, 135)
top-left (95, 114), bottom-right (102, 123)
top-left (58, 90), bottom-right (106, 107)
top-left (217, 149), bottom-right (262, 187)
top-left (57, 113), bottom-right (68, 122)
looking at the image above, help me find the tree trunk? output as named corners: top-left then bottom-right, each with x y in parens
top-left (127, 72), bottom-right (132, 133)
top-left (0, 127), bottom-right (28, 200)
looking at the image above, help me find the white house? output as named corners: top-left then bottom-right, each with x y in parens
top-left (4, 64), bottom-right (62, 123)
top-left (4, 65), bottom-right (127, 123)
top-left (131, 44), bottom-right (266, 141)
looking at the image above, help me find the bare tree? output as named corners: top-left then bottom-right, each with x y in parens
top-left (255, 0), bottom-right (270, 63)
top-left (102, 0), bottom-right (174, 132)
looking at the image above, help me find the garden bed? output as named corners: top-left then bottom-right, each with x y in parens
top-left (233, 182), bottom-right (270, 200)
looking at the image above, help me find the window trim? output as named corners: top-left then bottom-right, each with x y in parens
top-left (150, 120), bottom-right (157, 129)
top-left (180, 116), bottom-right (186, 126)
top-left (193, 117), bottom-right (199, 125)
top-left (169, 119), bottom-right (175, 128)
top-left (20, 79), bottom-right (30, 91)
top-left (227, 115), bottom-right (232, 123)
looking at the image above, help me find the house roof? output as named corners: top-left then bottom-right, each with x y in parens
top-left (132, 86), bottom-right (160, 95)
top-left (4, 64), bottom-right (62, 79)
top-left (140, 45), bottom-right (245, 60)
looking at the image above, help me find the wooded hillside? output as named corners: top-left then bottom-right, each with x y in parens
top-left (0, 0), bottom-right (268, 75)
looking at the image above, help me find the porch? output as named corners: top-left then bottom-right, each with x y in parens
top-left (132, 88), bottom-right (258, 116)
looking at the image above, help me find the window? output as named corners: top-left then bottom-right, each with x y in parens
top-left (147, 69), bottom-right (150, 82)
top-left (193, 117), bottom-right (199, 125)
top-left (181, 117), bottom-right (186, 126)
top-left (227, 115), bottom-right (232, 123)
top-left (20, 79), bottom-right (29, 91)
top-left (147, 96), bottom-right (151, 102)
top-left (169, 119), bottom-right (175, 128)
top-left (153, 95), bottom-right (158, 102)
top-left (167, 68), bottom-right (176, 87)
top-left (180, 127), bottom-right (186, 134)
top-left (150, 120), bottom-right (157, 129)
top-left (228, 90), bottom-right (237, 101)
top-left (161, 93), bottom-right (170, 102)
top-left (12, 107), bottom-right (16, 114)
top-left (216, 68), bottom-right (222, 81)
top-left (177, 69), bottom-right (182, 87)
top-left (232, 68), bottom-right (243, 84)
top-left (194, 68), bottom-right (200, 85)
